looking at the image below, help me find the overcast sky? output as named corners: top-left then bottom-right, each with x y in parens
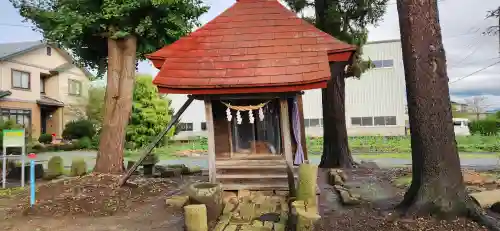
top-left (0, 0), bottom-right (499, 109)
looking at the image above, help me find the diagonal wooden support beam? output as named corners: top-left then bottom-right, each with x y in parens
top-left (118, 96), bottom-right (194, 186)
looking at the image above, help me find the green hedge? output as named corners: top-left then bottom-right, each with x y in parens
top-left (307, 135), bottom-right (500, 153)
top-left (469, 119), bottom-right (500, 136)
top-left (161, 135), bottom-right (500, 155)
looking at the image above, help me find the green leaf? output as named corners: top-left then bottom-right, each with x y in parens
top-left (10, 0), bottom-right (209, 74)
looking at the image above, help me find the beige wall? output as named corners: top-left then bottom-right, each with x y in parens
top-left (0, 45), bottom-right (90, 137)
top-left (0, 100), bottom-right (41, 138)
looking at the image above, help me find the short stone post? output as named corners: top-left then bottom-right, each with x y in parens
top-left (184, 204), bottom-right (208, 231)
top-left (296, 164), bottom-right (318, 207)
top-left (292, 200), bottom-right (321, 231)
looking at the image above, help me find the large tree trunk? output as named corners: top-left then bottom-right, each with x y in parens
top-left (94, 36), bottom-right (137, 174)
top-left (315, 0), bottom-right (355, 169)
top-left (396, 1), bottom-right (499, 228)
top-left (319, 62), bottom-right (355, 169)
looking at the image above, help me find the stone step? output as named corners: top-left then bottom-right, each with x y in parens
top-left (217, 173), bottom-right (289, 179)
top-left (216, 159), bottom-right (287, 166)
top-left (221, 183), bottom-right (289, 191)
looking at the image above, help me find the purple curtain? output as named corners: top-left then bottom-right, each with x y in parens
top-left (292, 96), bottom-right (305, 165)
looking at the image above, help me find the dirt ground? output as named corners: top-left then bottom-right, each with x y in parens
top-left (1, 174), bottom-right (205, 231)
top-left (316, 167), bottom-right (493, 231)
top-left (1, 167), bottom-right (498, 231)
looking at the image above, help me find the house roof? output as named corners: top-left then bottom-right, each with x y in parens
top-left (0, 41), bottom-right (45, 60)
top-left (0, 40), bottom-right (93, 78)
top-left (0, 91), bottom-right (12, 99)
top-left (37, 95), bottom-right (65, 107)
top-left (147, 0), bottom-right (355, 95)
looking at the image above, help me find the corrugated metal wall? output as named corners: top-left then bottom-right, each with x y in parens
top-left (303, 40), bottom-right (407, 136)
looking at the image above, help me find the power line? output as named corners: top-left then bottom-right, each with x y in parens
top-left (449, 34), bottom-right (484, 67)
top-left (449, 60), bottom-right (500, 84)
top-left (457, 57), bottom-right (500, 65)
top-left (0, 23), bottom-right (32, 28)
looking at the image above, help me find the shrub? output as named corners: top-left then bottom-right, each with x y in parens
top-left (60, 143), bottom-right (77, 151)
top-left (38, 133), bottom-right (53, 144)
top-left (46, 156), bottom-right (64, 178)
top-left (91, 135), bottom-right (100, 148)
top-left (70, 158), bottom-right (87, 177)
top-left (76, 137), bottom-right (92, 149)
top-left (31, 142), bottom-right (46, 152)
top-left (62, 119), bottom-right (96, 140)
top-left (469, 119), bottom-right (500, 136)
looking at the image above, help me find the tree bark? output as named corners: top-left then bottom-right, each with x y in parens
top-left (94, 36), bottom-right (137, 174)
top-left (396, 1), bottom-right (499, 228)
top-left (319, 62), bottom-right (355, 169)
top-left (315, 0), bottom-right (355, 169)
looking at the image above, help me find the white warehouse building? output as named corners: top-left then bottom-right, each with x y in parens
top-left (167, 39), bottom-right (408, 139)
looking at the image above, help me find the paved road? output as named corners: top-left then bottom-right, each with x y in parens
top-left (31, 151), bottom-right (500, 170)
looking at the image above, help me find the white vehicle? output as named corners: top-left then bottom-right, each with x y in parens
top-left (453, 118), bottom-right (471, 136)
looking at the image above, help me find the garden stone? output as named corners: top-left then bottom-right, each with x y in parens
top-left (470, 189), bottom-right (500, 208)
top-left (223, 191), bottom-right (238, 204)
top-left (490, 202), bottom-right (500, 214)
top-left (143, 164), bottom-right (154, 176)
top-left (165, 195), bottom-right (189, 207)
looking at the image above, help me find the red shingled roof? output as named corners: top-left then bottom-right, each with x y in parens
top-left (148, 0), bottom-right (356, 95)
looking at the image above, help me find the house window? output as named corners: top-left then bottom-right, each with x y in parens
top-left (46, 47), bottom-right (52, 56)
top-left (361, 117), bottom-right (373, 126)
top-left (0, 108), bottom-right (31, 129)
top-left (351, 117), bottom-right (374, 126)
top-left (309, 118), bottom-right (320, 127)
top-left (177, 123), bottom-right (193, 132)
top-left (68, 79), bottom-right (82, 96)
top-left (304, 118), bottom-right (322, 127)
top-left (40, 79), bottom-right (45, 94)
top-left (201, 122), bottom-right (207, 131)
top-left (351, 117), bottom-right (362, 126)
top-left (372, 59), bottom-right (394, 68)
top-left (373, 116), bottom-right (397, 126)
top-left (385, 116), bottom-right (397, 125)
top-left (374, 117), bottom-right (385, 126)
top-left (12, 70), bottom-right (30, 89)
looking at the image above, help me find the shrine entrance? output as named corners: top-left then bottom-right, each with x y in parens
top-left (214, 99), bottom-right (282, 158)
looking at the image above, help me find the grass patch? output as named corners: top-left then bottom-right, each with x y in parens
top-left (307, 135), bottom-right (500, 153)
top-left (124, 144), bottom-right (199, 161)
top-left (0, 187), bottom-right (26, 198)
top-left (355, 153), bottom-right (500, 160)
top-left (393, 175), bottom-right (412, 188)
top-left (118, 135), bottom-right (499, 161)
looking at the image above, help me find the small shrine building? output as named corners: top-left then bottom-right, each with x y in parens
top-left (147, 0), bottom-right (355, 191)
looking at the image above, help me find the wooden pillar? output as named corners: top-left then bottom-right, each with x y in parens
top-left (297, 94), bottom-right (308, 161)
top-left (280, 98), bottom-right (296, 196)
top-left (204, 99), bottom-right (216, 183)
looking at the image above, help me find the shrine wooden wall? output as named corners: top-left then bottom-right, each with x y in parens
top-left (211, 100), bottom-right (231, 158)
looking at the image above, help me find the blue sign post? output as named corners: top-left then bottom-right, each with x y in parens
top-left (28, 153), bottom-right (36, 206)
